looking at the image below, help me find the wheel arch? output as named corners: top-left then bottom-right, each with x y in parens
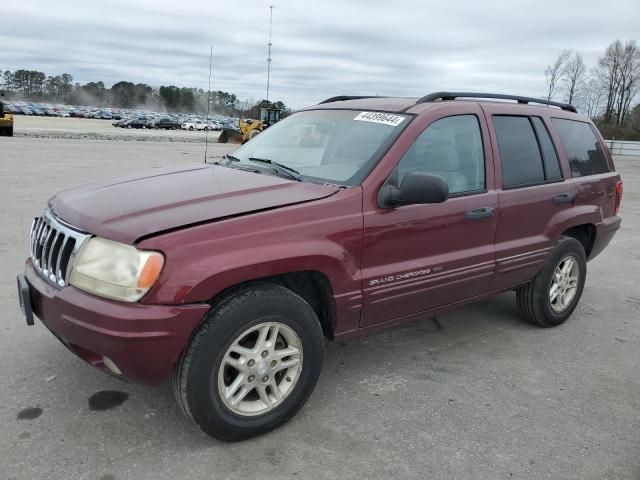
top-left (546, 205), bottom-right (602, 259)
top-left (207, 270), bottom-right (337, 340)
top-left (560, 223), bottom-right (597, 258)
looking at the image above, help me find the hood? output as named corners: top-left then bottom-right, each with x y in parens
top-left (48, 164), bottom-right (340, 243)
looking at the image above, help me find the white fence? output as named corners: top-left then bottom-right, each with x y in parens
top-left (604, 140), bottom-right (640, 157)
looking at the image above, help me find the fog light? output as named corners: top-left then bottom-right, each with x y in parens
top-left (102, 356), bottom-right (122, 375)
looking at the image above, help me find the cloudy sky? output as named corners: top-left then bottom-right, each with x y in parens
top-left (2, 0), bottom-right (639, 108)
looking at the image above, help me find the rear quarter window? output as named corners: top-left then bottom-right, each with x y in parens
top-left (551, 118), bottom-right (610, 177)
top-left (531, 117), bottom-right (562, 181)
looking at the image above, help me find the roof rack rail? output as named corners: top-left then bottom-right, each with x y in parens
top-left (318, 95), bottom-right (384, 104)
top-left (415, 91), bottom-right (577, 113)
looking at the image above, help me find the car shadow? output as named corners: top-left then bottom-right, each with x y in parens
top-left (33, 291), bottom-right (536, 450)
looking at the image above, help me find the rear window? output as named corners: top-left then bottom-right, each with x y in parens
top-left (551, 118), bottom-right (610, 177)
top-left (493, 116), bottom-right (545, 187)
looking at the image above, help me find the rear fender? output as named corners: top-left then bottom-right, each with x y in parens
top-left (544, 204), bottom-right (602, 244)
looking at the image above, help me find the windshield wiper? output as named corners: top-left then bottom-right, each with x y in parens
top-left (222, 154), bottom-right (241, 163)
top-left (216, 154), bottom-right (263, 174)
top-left (248, 157), bottom-right (303, 182)
top-left (213, 154), bottom-right (239, 165)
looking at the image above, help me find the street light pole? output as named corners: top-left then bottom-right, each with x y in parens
top-left (266, 5), bottom-right (274, 103)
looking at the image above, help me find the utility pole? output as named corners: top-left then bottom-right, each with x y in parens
top-left (266, 4), bottom-right (274, 103)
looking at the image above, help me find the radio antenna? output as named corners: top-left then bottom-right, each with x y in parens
top-left (204, 44), bottom-right (213, 163)
top-left (266, 5), bottom-right (274, 102)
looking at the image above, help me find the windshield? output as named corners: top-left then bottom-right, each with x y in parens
top-left (229, 109), bottom-right (410, 185)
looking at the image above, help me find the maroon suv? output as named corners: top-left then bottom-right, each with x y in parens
top-left (17, 92), bottom-right (622, 441)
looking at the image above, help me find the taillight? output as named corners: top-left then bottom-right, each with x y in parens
top-left (614, 180), bottom-right (623, 215)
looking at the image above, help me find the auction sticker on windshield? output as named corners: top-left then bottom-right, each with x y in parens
top-left (353, 111), bottom-right (405, 127)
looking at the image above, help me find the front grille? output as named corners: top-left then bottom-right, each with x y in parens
top-left (30, 210), bottom-right (91, 287)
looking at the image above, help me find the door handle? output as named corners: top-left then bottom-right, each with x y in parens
top-left (552, 193), bottom-right (574, 204)
top-left (465, 207), bottom-right (494, 220)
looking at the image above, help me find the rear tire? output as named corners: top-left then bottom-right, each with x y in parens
top-left (173, 284), bottom-right (324, 441)
top-left (516, 236), bottom-right (587, 327)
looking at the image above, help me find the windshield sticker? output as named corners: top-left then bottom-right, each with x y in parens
top-left (353, 111), bottom-right (405, 127)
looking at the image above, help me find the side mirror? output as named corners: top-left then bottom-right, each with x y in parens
top-left (378, 171), bottom-right (449, 208)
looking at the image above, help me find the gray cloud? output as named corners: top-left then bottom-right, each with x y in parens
top-left (1, 0), bottom-right (638, 108)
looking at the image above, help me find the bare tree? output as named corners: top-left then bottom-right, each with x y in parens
top-left (545, 50), bottom-right (571, 101)
top-left (596, 40), bottom-right (640, 125)
top-left (631, 103), bottom-right (640, 132)
top-left (237, 98), bottom-right (252, 117)
top-left (583, 75), bottom-right (605, 118)
top-left (615, 41), bottom-right (640, 125)
top-left (562, 52), bottom-right (586, 104)
top-left (598, 40), bottom-right (623, 123)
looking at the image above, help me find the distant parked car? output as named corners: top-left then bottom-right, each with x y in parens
top-left (124, 117), bottom-right (153, 129)
top-left (154, 117), bottom-right (180, 130)
top-left (204, 120), bottom-right (223, 131)
top-left (181, 119), bottom-right (206, 131)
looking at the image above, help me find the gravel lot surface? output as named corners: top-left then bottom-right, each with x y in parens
top-left (1, 129), bottom-right (639, 480)
top-left (12, 115), bottom-right (222, 142)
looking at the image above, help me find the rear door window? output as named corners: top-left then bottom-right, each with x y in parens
top-left (551, 118), bottom-right (610, 177)
top-left (493, 116), bottom-right (545, 187)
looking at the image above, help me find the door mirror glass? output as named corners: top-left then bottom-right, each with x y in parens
top-left (378, 171), bottom-right (449, 208)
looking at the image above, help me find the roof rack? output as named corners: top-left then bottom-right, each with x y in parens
top-left (415, 92), bottom-right (577, 113)
top-left (318, 95), bottom-right (385, 104)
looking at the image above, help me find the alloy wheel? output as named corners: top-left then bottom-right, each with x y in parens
top-left (549, 255), bottom-right (580, 313)
top-left (217, 322), bottom-right (303, 416)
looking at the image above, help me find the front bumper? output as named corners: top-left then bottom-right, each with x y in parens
top-left (21, 259), bottom-right (209, 384)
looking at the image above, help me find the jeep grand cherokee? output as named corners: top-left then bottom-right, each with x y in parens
top-left (17, 92), bottom-right (622, 441)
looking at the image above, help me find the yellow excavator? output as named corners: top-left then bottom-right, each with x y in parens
top-left (218, 107), bottom-right (281, 144)
top-left (0, 91), bottom-right (14, 137)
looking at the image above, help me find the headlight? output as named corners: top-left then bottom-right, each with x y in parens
top-left (69, 237), bottom-right (164, 302)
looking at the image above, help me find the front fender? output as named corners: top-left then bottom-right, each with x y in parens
top-left (138, 188), bottom-right (364, 306)
top-left (166, 242), bottom-right (358, 304)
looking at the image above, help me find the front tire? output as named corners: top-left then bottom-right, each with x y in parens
top-left (173, 284), bottom-right (324, 441)
top-left (516, 236), bottom-right (587, 327)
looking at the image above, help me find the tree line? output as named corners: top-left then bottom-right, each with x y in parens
top-left (0, 69), bottom-right (288, 117)
top-left (545, 39), bottom-right (640, 139)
